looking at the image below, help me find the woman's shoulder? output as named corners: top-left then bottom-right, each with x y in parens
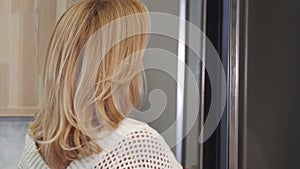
top-left (113, 117), bottom-right (173, 150)
top-left (76, 117), bottom-right (183, 169)
top-left (118, 117), bottom-right (160, 135)
top-left (93, 117), bottom-right (162, 151)
top-left (18, 133), bottom-right (50, 169)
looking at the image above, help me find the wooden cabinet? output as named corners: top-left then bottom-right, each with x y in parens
top-left (0, 0), bottom-right (73, 116)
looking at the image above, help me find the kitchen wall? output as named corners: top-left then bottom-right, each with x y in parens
top-left (139, 0), bottom-right (179, 154)
top-left (0, 118), bottom-right (32, 168)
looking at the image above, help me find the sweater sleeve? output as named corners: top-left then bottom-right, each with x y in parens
top-left (90, 127), bottom-right (183, 169)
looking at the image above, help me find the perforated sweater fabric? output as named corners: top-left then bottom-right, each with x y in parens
top-left (18, 118), bottom-right (183, 169)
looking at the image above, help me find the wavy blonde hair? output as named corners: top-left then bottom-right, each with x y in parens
top-left (28, 0), bottom-right (149, 168)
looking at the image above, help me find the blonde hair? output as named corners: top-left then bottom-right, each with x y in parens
top-left (28, 0), bottom-right (149, 168)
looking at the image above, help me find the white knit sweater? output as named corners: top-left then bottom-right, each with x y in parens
top-left (18, 118), bottom-right (183, 169)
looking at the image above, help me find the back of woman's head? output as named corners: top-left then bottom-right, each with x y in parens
top-left (28, 0), bottom-right (149, 168)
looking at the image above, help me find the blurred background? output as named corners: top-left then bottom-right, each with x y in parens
top-left (0, 0), bottom-right (300, 169)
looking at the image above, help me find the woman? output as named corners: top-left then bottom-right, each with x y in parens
top-left (18, 0), bottom-right (182, 168)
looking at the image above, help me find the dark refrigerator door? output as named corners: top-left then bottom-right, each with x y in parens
top-left (239, 0), bottom-right (300, 168)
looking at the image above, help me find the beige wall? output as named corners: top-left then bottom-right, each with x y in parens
top-left (0, 0), bottom-right (70, 115)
